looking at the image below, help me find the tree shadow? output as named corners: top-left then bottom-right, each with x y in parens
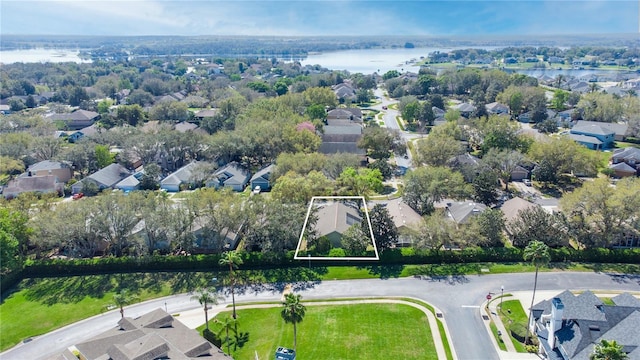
top-left (408, 264), bottom-right (472, 285)
top-left (234, 267), bottom-right (326, 295)
top-left (233, 331), bottom-right (250, 349)
top-left (357, 264), bottom-right (404, 279)
top-left (23, 275), bottom-right (116, 305)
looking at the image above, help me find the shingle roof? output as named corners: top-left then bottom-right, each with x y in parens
top-left (609, 162), bottom-right (637, 173)
top-left (445, 201), bottom-right (486, 224)
top-left (569, 133), bottom-right (603, 145)
top-left (214, 162), bottom-right (250, 186)
top-left (87, 163), bottom-right (131, 187)
top-left (571, 124), bottom-right (615, 136)
top-left (315, 201), bottom-right (363, 237)
top-left (251, 164), bottom-right (274, 182)
top-left (323, 125), bottom-right (362, 135)
top-left (27, 160), bottom-right (68, 172)
top-left (174, 122), bottom-right (199, 133)
top-left (500, 197), bottom-right (538, 222)
top-left (535, 291), bottom-right (640, 360)
top-left (613, 147), bottom-right (640, 162)
top-left (4, 175), bottom-right (59, 194)
top-left (71, 308), bottom-right (228, 360)
top-left (161, 162), bottom-right (200, 187)
top-left (194, 109), bottom-right (218, 118)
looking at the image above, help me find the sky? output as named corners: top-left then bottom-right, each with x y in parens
top-left (1, 0), bottom-right (638, 37)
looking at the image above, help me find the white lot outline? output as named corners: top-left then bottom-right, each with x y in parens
top-left (294, 195), bottom-right (380, 261)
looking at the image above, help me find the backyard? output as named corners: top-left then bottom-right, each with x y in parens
top-left (202, 303), bottom-right (438, 360)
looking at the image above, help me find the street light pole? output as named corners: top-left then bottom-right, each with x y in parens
top-left (500, 285), bottom-right (504, 314)
top-left (308, 254), bottom-right (311, 269)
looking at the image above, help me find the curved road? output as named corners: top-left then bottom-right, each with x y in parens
top-left (3, 271), bottom-right (639, 360)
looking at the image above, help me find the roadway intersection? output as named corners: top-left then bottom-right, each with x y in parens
top-left (3, 271), bottom-right (639, 360)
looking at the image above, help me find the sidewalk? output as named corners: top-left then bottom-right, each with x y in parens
top-left (176, 298), bottom-right (455, 360)
top-left (482, 295), bottom-right (539, 360)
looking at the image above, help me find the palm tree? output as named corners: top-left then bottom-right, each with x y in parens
top-left (191, 287), bottom-right (224, 331)
top-left (590, 339), bottom-right (628, 360)
top-left (112, 289), bottom-right (137, 318)
top-left (216, 315), bottom-right (237, 355)
top-left (523, 240), bottom-right (550, 344)
top-left (281, 293), bottom-right (306, 353)
top-left (219, 250), bottom-right (243, 319)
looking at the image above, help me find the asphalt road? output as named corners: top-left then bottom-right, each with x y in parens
top-left (372, 87), bottom-right (414, 169)
top-left (3, 272), bottom-right (639, 360)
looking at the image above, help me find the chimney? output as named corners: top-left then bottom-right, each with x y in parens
top-left (548, 297), bottom-right (564, 349)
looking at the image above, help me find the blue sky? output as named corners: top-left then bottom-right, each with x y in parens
top-left (1, 1), bottom-right (638, 36)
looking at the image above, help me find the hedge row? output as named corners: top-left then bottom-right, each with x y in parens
top-left (4, 247), bottom-right (639, 293)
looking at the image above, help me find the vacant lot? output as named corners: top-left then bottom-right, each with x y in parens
top-left (205, 303), bottom-right (437, 360)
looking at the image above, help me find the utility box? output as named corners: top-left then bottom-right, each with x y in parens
top-left (275, 347), bottom-right (296, 360)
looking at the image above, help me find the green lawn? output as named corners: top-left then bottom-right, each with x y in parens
top-left (497, 299), bottom-right (528, 352)
top-left (202, 303), bottom-right (437, 360)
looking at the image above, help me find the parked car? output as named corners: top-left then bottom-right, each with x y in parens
top-left (72, 192), bottom-right (84, 200)
top-left (253, 186), bottom-right (261, 194)
top-left (523, 179), bottom-right (532, 186)
top-left (382, 106), bottom-right (388, 110)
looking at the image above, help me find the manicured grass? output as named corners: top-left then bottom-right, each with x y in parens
top-left (490, 321), bottom-right (508, 351)
top-left (202, 303), bottom-right (437, 360)
top-left (498, 299), bottom-right (528, 353)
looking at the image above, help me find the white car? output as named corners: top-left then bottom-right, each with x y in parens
top-left (253, 185), bottom-right (261, 194)
top-left (523, 179), bottom-right (532, 186)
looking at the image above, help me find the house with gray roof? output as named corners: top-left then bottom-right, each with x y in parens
top-left (452, 102), bottom-right (477, 118)
top-left (211, 162), bottom-right (251, 192)
top-left (250, 164), bottom-right (274, 192)
top-left (574, 120), bottom-right (628, 141)
top-left (318, 124), bottom-right (366, 156)
top-left (610, 147), bottom-right (640, 176)
top-left (569, 124), bottom-right (615, 150)
top-left (47, 109), bottom-right (99, 130)
top-left (444, 201), bottom-right (487, 225)
top-left (160, 161), bottom-right (202, 192)
top-left (485, 102), bottom-right (509, 115)
top-left (326, 108), bottom-right (363, 125)
top-left (54, 308), bottom-right (228, 360)
top-left (533, 290), bottom-right (640, 360)
top-left (72, 163), bottom-right (131, 194)
top-left (500, 197), bottom-right (539, 222)
top-left (380, 198), bottom-right (423, 247)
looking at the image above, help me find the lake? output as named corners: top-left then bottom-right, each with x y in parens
top-left (0, 48), bottom-right (91, 64)
top-left (1, 47), bottom-right (632, 80)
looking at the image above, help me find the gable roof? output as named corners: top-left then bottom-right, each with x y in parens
top-left (251, 164), bottom-right (275, 182)
top-left (568, 133), bottom-right (603, 145)
top-left (174, 121), bottom-right (199, 133)
top-left (609, 162), bottom-right (637, 173)
top-left (194, 109), bottom-right (217, 118)
top-left (86, 163), bottom-right (131, 187)
top-left (161, 162), bottom-right (200, 187)
top-left (47, 109), bottom-right (99, 122)
top-left (214, 162), bottom-right (250, 186)
top-left (612, 147), bottom-right (640, 162)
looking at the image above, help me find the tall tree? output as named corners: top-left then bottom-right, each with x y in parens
top-left (191, 287), bottom-right (224, 331)
top-left (590, 339), bottom-right (628, 360)
top-left (523, 240), bottom-right (550, 344)
top-left (219, 250), bottom-right (243, 319)
top-left (507, 206), bottom-right (570, 248)
top-left (364, 204), bottom-right (398, 253)
top-left (281, 293), bottom-right (307, 353)
top-left (415, 135), bottom-right (463, 167)
top-left (340, 224), bottom-right (369, 256)
top-left (403, 166), bottom-right (471, 215)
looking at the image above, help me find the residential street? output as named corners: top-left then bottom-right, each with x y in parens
top-left (3, 272), bottom-right (639, 360)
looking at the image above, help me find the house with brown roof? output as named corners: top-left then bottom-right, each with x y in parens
top-left (3, 175), bottom-right (63, 199)
top-left (53, 308), bottom-right (229, 360)
top-left (314, 200), bottom-right (364, 247)
top-left (380, 198), bottom-right (423, 247)
top-left (499, 197), bottom-right (539, 222)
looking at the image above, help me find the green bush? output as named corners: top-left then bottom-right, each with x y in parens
top-left (202, 328), bottom-right (222, 348)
